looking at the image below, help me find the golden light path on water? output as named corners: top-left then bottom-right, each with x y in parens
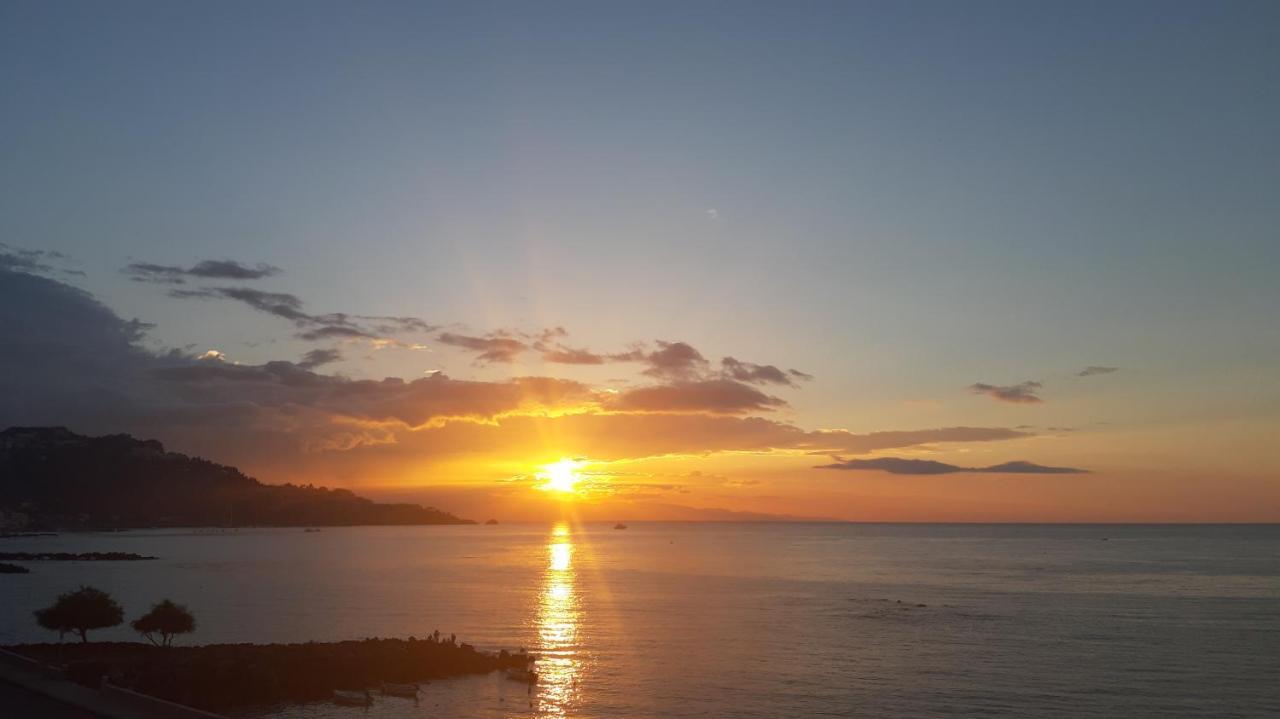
top-left (535, 521), bottom-right (581, 716)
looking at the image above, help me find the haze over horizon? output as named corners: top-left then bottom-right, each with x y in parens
top-left (2, 1), bottom-right (1278, 522)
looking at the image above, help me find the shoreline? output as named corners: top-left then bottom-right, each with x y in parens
top-left (8, 638), bottom-right (533, 714)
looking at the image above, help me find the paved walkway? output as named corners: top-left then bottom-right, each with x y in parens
top-left (0, 649), bottom-right (226, 719)
top-left (0, 678), bottom-right (106, 718)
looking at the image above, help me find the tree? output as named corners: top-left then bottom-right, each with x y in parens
top-left (131, 599), bottom-right (196, 647)
top-left (34, 586), bottom-right (124, 642)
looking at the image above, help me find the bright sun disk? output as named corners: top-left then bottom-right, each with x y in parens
top-left (540, 458), bottom-right (583, 494)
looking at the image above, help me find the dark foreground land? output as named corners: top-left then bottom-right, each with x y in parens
top-left (0, 552), bottom-right (155, 561)
top-left (11, 638), bottom-right (533, 713)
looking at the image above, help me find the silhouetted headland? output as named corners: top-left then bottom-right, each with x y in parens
top-left (10, 637), bottom-right (532, 712)
top-left (0, 427), bottom-right (472, 529)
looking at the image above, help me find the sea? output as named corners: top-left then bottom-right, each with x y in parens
top-left (1, 523), bottom-right (1278, 718)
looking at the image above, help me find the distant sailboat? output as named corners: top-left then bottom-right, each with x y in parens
top-left (614, 523), bottom-right (628, 530)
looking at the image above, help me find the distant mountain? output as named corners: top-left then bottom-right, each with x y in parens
top-left (0, 427), bottom-right (472, 529)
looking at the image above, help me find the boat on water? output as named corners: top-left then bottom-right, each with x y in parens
top-left (614, 523), bottom-right (628, 529)
top-left (505, 667), bottom-right (538, 684)
top-left (380, 682), bottom-right (419, 698)
top-left (333, 689), bottom-right (372, 706)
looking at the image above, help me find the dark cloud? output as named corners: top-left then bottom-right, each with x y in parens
top-left (815, 457), bottom-right (1088, 475)
top-left (299, 348), bottom-right (342, 369)
top-left (537, 341), bottom-right (807, 393)
top-left (969, 381), bottom-right (1044, 404)
top-left (123, 259), bottom-right (281, 284)
top-left (169, 287), bottom-right (309, 322)
top-left (720, 357), bottom-right (805, 386)
top-left (607, 379), bottom-right (788, 414)
top-left (363, 316), bottom-right (437, 334)
top-left (641, 341), bottom-right (708, 380)
top-left (0, 268), bottom-right (159, 429)
top-left (0, 243), bottom-right (84, 277)
top-left (1078, 366), bottom-right (1120, 377)
top-left (169, 286), bottom-right (427, 344)
top-left (436, 332), bottom-right (528, 363)
top-left (297, 326), bottom-right (376, 341)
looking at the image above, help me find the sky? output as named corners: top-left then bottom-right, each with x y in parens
top-left (1, 1), bottom-right (1278, 521)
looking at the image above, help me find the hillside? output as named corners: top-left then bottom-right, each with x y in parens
top-left (0, 427), bottom-right (471, 529)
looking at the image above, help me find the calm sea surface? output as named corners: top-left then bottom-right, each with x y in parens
top-left (2, 523), bottom-right (1278, 718)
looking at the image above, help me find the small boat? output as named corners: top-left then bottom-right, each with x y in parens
top-left (333, 689), bottom-right (372, 706)
top-left (614, 523), bottom-right (628, 530)
top-left (505, 667), bottom-right (538, 684)
top-left (380, 682), bottom-right (419, 698)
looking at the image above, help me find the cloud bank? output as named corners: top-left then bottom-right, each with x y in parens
top-left (0, 264), bottom-right (1047, 491)
top-left (815, 457), bottom-right (1088, 475)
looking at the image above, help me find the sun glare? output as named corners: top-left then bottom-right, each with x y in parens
top-left (539, 458), bottom-right (583, 494)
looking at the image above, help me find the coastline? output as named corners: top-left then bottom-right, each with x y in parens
top-left (7, 638), bottom-right (533, 714)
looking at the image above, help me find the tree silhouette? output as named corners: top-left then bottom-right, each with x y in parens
top-left (34, 586), bottom-right (123, 642)
top-left (131, 599), bottom-right (196, 647)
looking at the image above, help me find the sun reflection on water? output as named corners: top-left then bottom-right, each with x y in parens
top-left (536, 521), bottom-right (581, 716)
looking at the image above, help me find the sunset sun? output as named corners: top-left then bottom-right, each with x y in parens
top-left (539, 458), bottom-right (584, 494)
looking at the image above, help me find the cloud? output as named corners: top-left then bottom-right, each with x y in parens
top-left (535, 338), bottom-right (809, 391)
top-left (0, 243), bottom-right (83, 277)
top-left (123, 259), bottom-right (281, 284)
top-left (436, 332), bottom-right (528, 363)
top-left (176, 287), bottom-right (311, 323)
top-left (815, 457), bottom-right (1088, 475)
top-left (298, 348), bottom-right (342, 369)
top-left (0, 268), bottom-right (159, 428)
top-left (1078, 366), bottom-right (1119, 377)
top-left (541, 346), bottom-right (607, 364)
top-left (969, 381), bottom-right (1043, 404)
top-left (811, 426), bottom-right (1030, 454)
top-left (148, 359), bottom-right (598, 429)
top-left (720, 357), bottom-right (808, 386)
top-left (607, 379), bottom-right (788, 414)
top-left (640, 341), bottom-right (708, 380)
top-left (365, 316), bottom-right (436, 334)
top-left (168, 286), bottom-right (430, 345)
top-left (0, 268), bottom-right (1043, 490)
top-left (296, 325), bottom-right (376, 341)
